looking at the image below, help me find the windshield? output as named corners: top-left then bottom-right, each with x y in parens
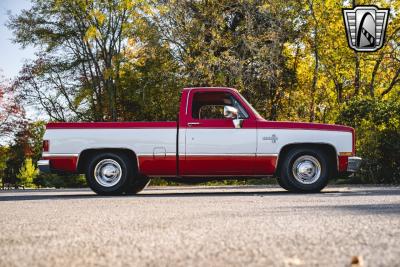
top-left (236, 92), bottom-right (263, 119)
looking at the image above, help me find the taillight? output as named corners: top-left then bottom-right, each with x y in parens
top-left (43, 140), bottom-right (49, 152)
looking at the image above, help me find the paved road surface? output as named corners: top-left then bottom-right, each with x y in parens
top-left (0, 185), bottom-right (399, 267)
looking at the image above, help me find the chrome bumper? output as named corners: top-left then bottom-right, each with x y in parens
top-left (38, 160), bottom-right (51, 173)
top-left (347, 157), bottom-right (362, 172)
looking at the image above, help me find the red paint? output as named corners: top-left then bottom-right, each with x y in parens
top-left (254, 155), bottom-right (278, 175)
top-left (352, 128), bottom-right (356, 155)
top-left (180, 88), bottom-right (258, 129)
top-left (46, 121), bottom-right (177, 129)
top-left (42, 140), bottom-right (49, 152)
top-left (43, 156), bottom-right (78, 172)
top-left (138, 155), bottom-right (176, 176)
top-left (180, 155), bottom-right (257, 176)
top-left (338, 156), bottom-right (348, 172)
top-left (139, 154), bottom-right (278, 176)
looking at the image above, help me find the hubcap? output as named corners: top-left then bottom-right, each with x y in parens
top-left (94, 159), bottom-right (122, 187)
top-left (292, 155), bottom-right (321, 185)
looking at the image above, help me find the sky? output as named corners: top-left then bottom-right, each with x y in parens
top-left (0, 0), bottom-right (36, 80)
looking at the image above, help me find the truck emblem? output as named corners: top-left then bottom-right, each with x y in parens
top-left (343, 5), bottom-right (389, 52)
top-left (263, 134), bottom-right (278, 143)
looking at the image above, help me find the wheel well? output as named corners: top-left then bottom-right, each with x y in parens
top-left (77, 148), bottom-right (138, 174)
top-left (275, 143), bottom-right (338, 176)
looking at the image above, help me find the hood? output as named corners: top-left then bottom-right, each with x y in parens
top-left (256, 119), bottom-right (354, 133)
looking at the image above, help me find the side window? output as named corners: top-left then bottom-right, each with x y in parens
top-left (191, 91), bottom-right (249, 119)
top-left (199, 105), bottom-right (225, 119)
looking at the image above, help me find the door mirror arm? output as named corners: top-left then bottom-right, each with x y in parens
top-left (233, 118), bottom-right (243, 129)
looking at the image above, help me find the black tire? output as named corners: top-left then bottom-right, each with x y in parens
top-left (278, 147), bottom-right (332, 193)
top-left (125, 174), bottom-right (150, 195)
top-left (85, 152), bottom-right (132, 195)
top-left (276, 176), bottom-right (294, 191)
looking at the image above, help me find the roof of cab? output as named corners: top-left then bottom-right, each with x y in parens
top-left (183, 87), bottom-right (238, 91)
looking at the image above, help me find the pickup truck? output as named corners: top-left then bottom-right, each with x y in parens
top-left (38, 87), bottom-right (361, 195)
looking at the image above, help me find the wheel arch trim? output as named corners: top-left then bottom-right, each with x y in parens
top-left (76, 147), bottom-right (139, 174)
top-left (275, 142), bottom-right (339, 175)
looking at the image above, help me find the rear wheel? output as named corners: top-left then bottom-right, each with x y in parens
top-left (278, 147), bottom-right (332, 193)
top-left (85, 152), bottom-right (132, 195)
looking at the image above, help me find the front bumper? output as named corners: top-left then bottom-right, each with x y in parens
top-left (38, 160), bottom-right (51, 173)
top-left (347, 156), bottom-right (362, 172)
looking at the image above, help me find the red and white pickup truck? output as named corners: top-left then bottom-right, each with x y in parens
top-left (38, 87), bottom-right (361, 195)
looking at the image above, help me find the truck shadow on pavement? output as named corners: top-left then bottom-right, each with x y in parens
top-left (0, 187), bottom-right (399, 200)
top-left (0, 190), bottom-right (294, 202)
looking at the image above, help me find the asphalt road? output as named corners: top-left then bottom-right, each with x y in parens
top-left (0, 185), bottom-right (399, 267)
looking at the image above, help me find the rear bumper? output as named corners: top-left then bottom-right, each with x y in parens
top-left (38, 160), bottom-right (51, 173)
top-left (347, 156), bottom-right (362, 172)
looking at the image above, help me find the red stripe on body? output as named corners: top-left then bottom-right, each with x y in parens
top-left (46, 121), bottom-right (177, 129)
top-left (338, 156), bottom-right (348, 172)
top-left (138, 155), bottom-right (176, 176)
top-left (43, 156), bottom-right (78, 172)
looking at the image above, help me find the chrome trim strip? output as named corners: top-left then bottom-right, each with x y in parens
top-left (38, 160), bottom-right (51, 173)
top-left (137, 153), bottom-right (278, 157)
top-left (42, 153), bottom-right (79, 157)
top-left (137, 153), bottom-right (176, 156)
top-left (38, 159), bottom-right (50, 165)
top-left (347, 156), bottom-right (362, 172)
top-left (185, 89), bottom-right (192, 115)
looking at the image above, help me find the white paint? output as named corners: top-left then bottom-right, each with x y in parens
top-left (185, 129), bottom-right (256, 155)
top-left (44, 128), bottom-right (177, 156)
top-left (43, 128), bottom-right (353, 161)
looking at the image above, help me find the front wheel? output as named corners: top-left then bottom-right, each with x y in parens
top-left (278, 147), bottom-right (332, 193)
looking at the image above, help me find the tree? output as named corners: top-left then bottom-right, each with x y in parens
top-left (153, 0), bottom-right (303, 120)
top-left (0, 146), bottom-right (10, 188)
top-left (17, 158), bottom-right (38, 188)
top-left (9, 0), bottom-right (154, 122)
top-left (0, 70), bottom-right (25, 139)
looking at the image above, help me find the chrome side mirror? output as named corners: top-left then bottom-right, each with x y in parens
top-left (224, 106), bottom-right (238, 119)
top-left (224, 106), bottom-right (243, 128)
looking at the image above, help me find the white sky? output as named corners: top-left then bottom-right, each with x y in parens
top-left (0, 0), bottom-right (36, 80)
top-left (0, 1), bottom-right (47, 123)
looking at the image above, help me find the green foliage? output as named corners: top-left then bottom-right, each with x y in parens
top-left (0, 146), bottom-right (10, 186)
top-left (3, 0), bottom-right (400, 185)
top-left (338, 98), bottom-right (400, 183)
top-left (35, 173), bottom-right (86, 188)
top-left (17, 158), bottom-right (38, 188)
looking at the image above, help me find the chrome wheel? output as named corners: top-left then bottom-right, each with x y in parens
top-left (94, 159), bottom-right (122, 187)
top-left (292, 155), bottom-right (321, 185)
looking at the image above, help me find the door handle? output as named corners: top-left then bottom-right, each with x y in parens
top-left (188, 122), bottom-right (201, 127)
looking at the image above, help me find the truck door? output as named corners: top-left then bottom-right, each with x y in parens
top-left (181, 90), bottom-right (257, 176)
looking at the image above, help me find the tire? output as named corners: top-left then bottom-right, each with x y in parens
top-left (276, 176), bottom-right (294, 191)
top-left (85, 152), bottom-right (132, 195)
top-left (278, 147), bottom-right (332, 193)
top-left (125, 174), bottom-right (150, 195)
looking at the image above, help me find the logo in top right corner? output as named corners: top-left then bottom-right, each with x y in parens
top-left (343, 5), bottom-right (389, 52)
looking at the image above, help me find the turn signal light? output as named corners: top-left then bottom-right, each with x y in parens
top-left (43, 140), bottom-right (49, 152)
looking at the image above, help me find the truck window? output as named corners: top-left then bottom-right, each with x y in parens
top-left (191, 91), bottom-right (249, 119)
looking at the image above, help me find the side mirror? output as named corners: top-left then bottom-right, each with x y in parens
top-left (224, 106), bottom-right (238, 119)
top-left (224, 106), bottom-right (243, 128)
